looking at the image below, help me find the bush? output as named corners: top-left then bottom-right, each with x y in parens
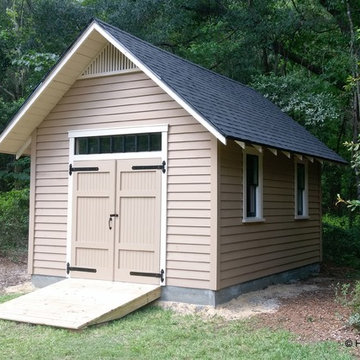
top-left (335, 281), bottom-right (360, 329)
top-left (322, 214), bottom-right (360, 268)
top-left (0, 189), bottom-right (29, 255)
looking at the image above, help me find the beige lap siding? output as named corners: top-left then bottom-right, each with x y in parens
top-left (219, 141), bottom-right (321, 289)
top-left (31, 71), bottom-right (214, 288)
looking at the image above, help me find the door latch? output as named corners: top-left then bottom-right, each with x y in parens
top-left (108, 213), bottom-right (119, 230)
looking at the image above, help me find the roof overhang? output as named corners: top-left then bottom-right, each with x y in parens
top-left (233, 139), bottom-right (348, 165)
top-left (0, 20), bottom-right (226, 156)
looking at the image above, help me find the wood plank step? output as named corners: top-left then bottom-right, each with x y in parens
top-left (0, 279), bottom-right (161, 329)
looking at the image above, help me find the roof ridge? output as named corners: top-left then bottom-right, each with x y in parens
top-left (94, 18), bottom-right (259, 95)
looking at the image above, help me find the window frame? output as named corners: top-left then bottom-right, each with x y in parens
top-left (294, 159), bottom-right (309, 219)
top-left (74, 132), bottom-right (162, 155)
top-left (242, 148), bottom-right (264, 223)
top-left (68, 125), bottom-right (167, 161)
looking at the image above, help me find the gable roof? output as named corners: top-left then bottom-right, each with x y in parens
top-left (0, 19), bottom-right (346, 164)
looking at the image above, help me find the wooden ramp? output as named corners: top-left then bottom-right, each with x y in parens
top-left (0, 279), bottom-right (160, 329)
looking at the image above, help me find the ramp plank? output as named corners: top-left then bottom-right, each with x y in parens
top-left (0, 279), bottom-right (160, 329)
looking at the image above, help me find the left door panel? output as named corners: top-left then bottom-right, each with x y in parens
top-left (71, 160), bottom-right (116, 280)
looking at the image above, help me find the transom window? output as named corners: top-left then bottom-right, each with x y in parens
top-left (75, 132), bottom-right (161, 155)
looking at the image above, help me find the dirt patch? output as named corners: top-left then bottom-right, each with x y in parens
top-left (157, 283), bottom-right (320, 320)
top-left (158, 268), bottom-right (360, 345)
top-left (255, 276), bottom-right (359, 344)
top-left (0, 254), bottom-right (31, 294)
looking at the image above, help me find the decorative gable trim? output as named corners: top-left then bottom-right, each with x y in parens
top-left (80, 43), bottom-right (138, 79)
top-left (94, 24), bottom-right (227, 145)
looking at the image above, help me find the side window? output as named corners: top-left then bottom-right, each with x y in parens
top-left (295, 161), bottom-right (308, 218)
top-left (246, 154), bottom-right (258, 217)
top-left (243, 151), bottom-right (263, 222)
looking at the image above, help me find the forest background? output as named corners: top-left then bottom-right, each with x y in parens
top-left (0, 0), bottom-right (359, 267)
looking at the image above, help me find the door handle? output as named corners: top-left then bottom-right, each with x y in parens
top-left (108, 214), bottom-right (118, 230)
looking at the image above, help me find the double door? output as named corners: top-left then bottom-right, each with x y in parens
top-left (70, 158), bottom-right (162, 285)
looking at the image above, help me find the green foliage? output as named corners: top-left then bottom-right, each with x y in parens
top-left (0, 188), bottom-right (29, 254)
top-left (251, 71), bottom-right (342, 126)
top-left (0, 97), bottom-right (23, 131)
top-left (0, 0), bottom-right (357, 218)
top-left (0, 156), bottom-right (30, 192)
top-left (335, 281), bottom-right (360, 329)
top-left (322, 214), bottom-right (360, 268)
top-left (336, 135), bottom-right (360, 212)
top-left (0, 304), bottom-right (353, 359)
top-left (344, 135), bottom-right (360, 174)
top-left (11, 51), bottom-right (59, 94)
top-left (31, 0), bottom-right (92, 53)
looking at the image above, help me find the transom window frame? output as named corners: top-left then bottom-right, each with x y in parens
top-left (242, 147), bottom-right (265, 223)
top-left (74, 132), bottom-right (162, 155)
top-left (294, 159), bottom-right (309, 219)
top-left (68, 124), bottom-right (168, 161)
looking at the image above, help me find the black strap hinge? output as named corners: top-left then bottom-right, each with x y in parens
top-left (66, 262), bottom-right (97, 274)
top-left (132, 161), bottom-right (166, 173)
top-left (69, 164), bottom-right (99, 176)
top-left (130, 269), bottom-right (164, 282)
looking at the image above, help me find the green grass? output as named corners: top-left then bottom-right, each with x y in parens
top-left (0, 296), bottom-right (354, 360)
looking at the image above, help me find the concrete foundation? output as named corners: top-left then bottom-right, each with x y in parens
top-left (32, 263), bottom-right (320, 306)
top-left (32, 275), bottom-right (65, 288)
top-left (161, 263), bottom-right (320, 306)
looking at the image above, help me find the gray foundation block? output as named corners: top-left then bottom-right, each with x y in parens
top-left (32, 275), bottom-right (65, 288)
top-left (161, 263), bottom-right (320, 306)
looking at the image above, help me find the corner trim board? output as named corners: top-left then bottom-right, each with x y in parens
top-left (27, 130), bottom-right (37, 275)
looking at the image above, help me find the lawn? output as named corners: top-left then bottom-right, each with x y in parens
top-left (0, 294), bottom-right (354, 360)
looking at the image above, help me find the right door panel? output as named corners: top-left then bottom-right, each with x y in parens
top-left (114, 158), bottom-right (162, 284)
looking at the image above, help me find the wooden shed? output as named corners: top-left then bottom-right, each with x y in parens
top-left (0, 19), bottom-right (346, 306)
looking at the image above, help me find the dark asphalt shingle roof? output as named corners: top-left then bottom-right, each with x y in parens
top-left (98, 20), bottom-right (345, 163)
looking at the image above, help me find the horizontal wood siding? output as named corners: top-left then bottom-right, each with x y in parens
top-left (33, 71), bottom-right (213, 288)
top-left (219, 141), bottom-right (321, 289)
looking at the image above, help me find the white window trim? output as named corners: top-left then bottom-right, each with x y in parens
top-left (69, 125), bottom-right (167, 161)
top-left (66, 124), bottom-right (168, 286)
top-left (68, 124), bottom-right (168, 138)
top-left (242, 147), bottom-right (265, 223)
top-left (294, 159), bottom-right (309, 220)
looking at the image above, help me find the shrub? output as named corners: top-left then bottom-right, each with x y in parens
top-left (0, 188), bottom-right (29, 255)
top-left (335, 281), bottom-right (360, 329)
top-left (322, 214), bottom-right (360, 268)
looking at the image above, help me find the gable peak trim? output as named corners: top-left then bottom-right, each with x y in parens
top-left (93, 22), bottom-right (227, 145)
top-left (79, 42), bottom-right (138, 79)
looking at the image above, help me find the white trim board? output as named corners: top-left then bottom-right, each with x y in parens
top-left (68, 124), bottom-right (168, 138)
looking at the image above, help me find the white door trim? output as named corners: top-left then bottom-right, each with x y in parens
top-left (66, 124), bottom-right (168, 285)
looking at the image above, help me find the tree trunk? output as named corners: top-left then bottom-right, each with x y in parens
top-left (346, 0), bottom-right (360, 199)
